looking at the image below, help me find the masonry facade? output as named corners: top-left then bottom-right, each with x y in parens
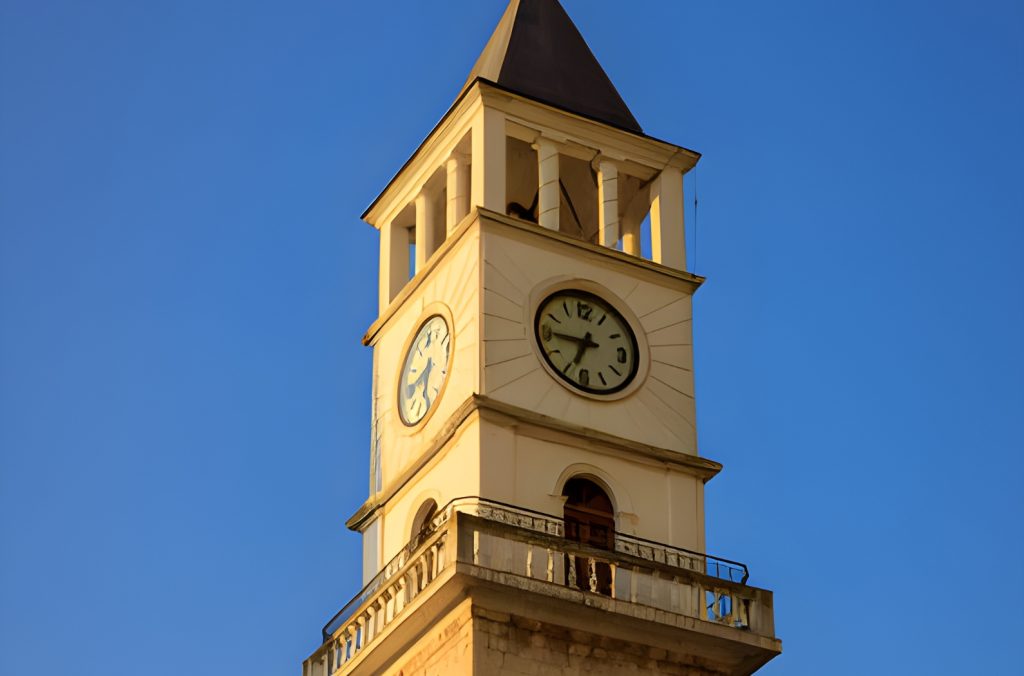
top-left (304, 1), bottom-right (781, 674)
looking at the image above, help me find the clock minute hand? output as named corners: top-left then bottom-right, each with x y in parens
top-left (552, 331), bottom-right (585, 342)
top-left (406, 360), bottom-right (431, 397)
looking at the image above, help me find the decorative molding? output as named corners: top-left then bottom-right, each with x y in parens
top-left (361, 79), bottom-right (701, 228)
top-left (346, 393), bottom-right (722, 532)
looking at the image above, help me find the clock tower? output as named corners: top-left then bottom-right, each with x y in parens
top-left (305, 1), bottom-right (781, 674)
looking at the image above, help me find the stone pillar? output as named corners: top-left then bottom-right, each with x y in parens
top-left (415, 189), bottom-right (440, 272)
top-left (446, 152), bottom-right (470, 234)
top-left (597, 160), bottom-right (619, 247)
top-left (621, 215), bottom-right (641, 255)
top-left (379, 219), bottom-right (409, 313)
top-left (534, 138), bottom-right (560, 231)
top-left (471, 106), bottom-right (506, 213)
top-left (650, 167), bottom-right (686, 270)
top-left (620, 185), bottom-right (647, 256)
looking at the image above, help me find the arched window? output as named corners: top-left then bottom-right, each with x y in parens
top-left (409, 499), bottom-right (438, 550)
top-left (562, 477), bottom-right (614, 595)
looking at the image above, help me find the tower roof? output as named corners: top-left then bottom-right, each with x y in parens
top-left (461, 0), bottom-right (642, 133)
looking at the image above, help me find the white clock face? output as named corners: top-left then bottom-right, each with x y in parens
top-left (536, 291), bottom-right (639, 395)
top-left (399, 315), bottom-right (451, 426)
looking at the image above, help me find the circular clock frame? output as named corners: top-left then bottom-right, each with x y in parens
top-left (397, 310), bottom-right (454, 428)
top-left (533, 287), bottom-right (642, 398)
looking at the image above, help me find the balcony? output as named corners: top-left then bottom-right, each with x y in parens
top-left (304, 498), bottom-right (778, 675)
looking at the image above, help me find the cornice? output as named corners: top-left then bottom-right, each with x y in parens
top-left (363, 207), bottom-right (705, 347)
top-left (361, 79), bottom-right (701, 229)
top-left (345, 393), bottom-right (722, 532)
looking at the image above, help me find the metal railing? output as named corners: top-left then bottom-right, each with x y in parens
top-left (320, 497), bottom-right (748, 642)
top-left (305, 497), bottom-right (774, 675)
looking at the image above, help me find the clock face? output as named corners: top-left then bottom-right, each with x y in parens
top-left (535, 290), bottom-right (639, 395)
top-left (399, 315), bottom-right (451, 426)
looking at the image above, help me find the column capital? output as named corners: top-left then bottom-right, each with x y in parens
top-left (417, 182), bottom-right (439, 200)
top-left (530, 136), bottom-right (563, 153)
top-left (446, 150), bottom-right (470, 168)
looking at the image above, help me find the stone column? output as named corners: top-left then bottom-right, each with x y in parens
top-left (471, 106), bottom-right (506, 213)
top-left (446, 152), bottom-right (470, 234)
top-left (650, 167), bottom-right (686, 270)
top-left (378, 219), bottom-right (409, 313)
top-left (621, 215), bottom-right (641, 255)
top-left (415, 188), bottom-right (440, 272)
top-left (597, 160), bottom-right (619, 247)
top-left (533, 137), bottom-right (560, 230)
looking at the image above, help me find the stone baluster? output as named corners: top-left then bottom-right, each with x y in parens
top-left (395, 577), bottom-right (406, 613)
top-left (435, 535), bottom-right (446, 570)
top-left (404, 570), bottom-right (416, 603)
top-left (341, 630), bottom-right (353, 665)
top-left (382, 587), bottom-right (394, 624)
top-left (356, 614), bottom-right (367, 649)
top-left (429, 544), bottom-right (439, 579)
top-left (377, 596), bottom-right (388, 635)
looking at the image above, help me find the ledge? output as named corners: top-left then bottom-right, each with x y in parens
top-left (346, 394), bottom-right (722, 532)
top-left (363, 206), bottom-right (704, 347)
top-left (311, 504), bottom-right (778, 676)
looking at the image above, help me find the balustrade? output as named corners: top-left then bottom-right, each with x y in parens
top-left (305, 498), bottom-right (770, 676)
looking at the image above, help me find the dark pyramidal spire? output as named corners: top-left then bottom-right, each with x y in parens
top-left (461, 0), bottom-right (642, 134)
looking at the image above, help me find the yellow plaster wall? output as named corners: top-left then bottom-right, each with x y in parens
top-left (479, 222), bottom-right (698, 456)
top-left (378, 599), bottom-right (475, 676)
top-left (372, 230), bottom-right (481, 495)
top-left (478, 425), bottom-right (704, 551)
top-left (379, 416), bottom-right (483, 564)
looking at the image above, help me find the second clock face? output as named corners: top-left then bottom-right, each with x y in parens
top-left (399, 315), bottom-right (451, 426)
top-left (535, 290), bottom-right (639, 395)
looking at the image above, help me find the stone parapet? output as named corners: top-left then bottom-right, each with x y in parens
top-left (304, 499), bottom-right (779, 676)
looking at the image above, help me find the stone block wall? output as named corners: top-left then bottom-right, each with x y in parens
top-left (472, 608), bottom-right (723, 675)
top-left (378, 600), bottom-right (727, 675)
top-left (385, 602), bottom-right (475, 676)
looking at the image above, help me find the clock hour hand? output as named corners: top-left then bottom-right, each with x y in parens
top-left (572, 332), bottom-right (599, 365)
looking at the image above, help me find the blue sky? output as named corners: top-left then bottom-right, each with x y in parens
top-left (1, 1), bottom-right (1021, 674)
